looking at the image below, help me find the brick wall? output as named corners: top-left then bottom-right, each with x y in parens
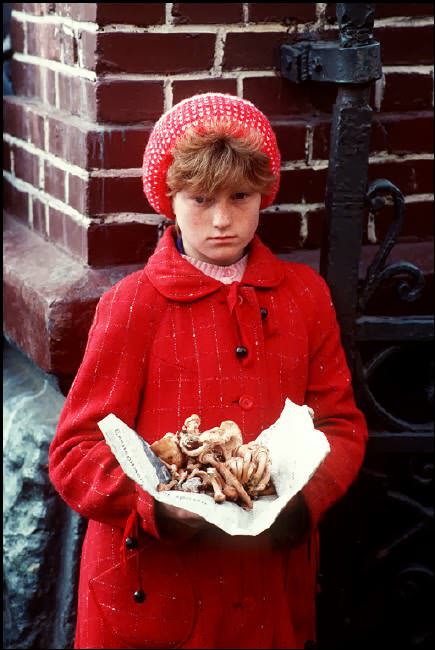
top-left (3, 2), bottom-right (434, 385)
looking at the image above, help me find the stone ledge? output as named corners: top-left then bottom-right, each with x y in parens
top-left (3, 213), bottom-right (142, 392)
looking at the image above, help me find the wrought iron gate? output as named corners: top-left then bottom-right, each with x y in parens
top-left (281, 4), bottom-right (434, 648)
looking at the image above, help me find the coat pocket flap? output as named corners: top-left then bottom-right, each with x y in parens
top-left (89, 544), bottom-right (195, 649)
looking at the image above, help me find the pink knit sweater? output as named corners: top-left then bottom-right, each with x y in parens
top-left (182, 253), bottom-right (248, 284)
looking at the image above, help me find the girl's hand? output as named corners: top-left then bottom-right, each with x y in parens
top-left (155, 501), bottom-right (213, 539)
top-left (157, 501), bottom-right (207, 528)
top-left (269, 492), bottom-right (310, 547)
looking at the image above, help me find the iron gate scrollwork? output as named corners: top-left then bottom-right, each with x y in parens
top-left (281, 4), bottom-right (434, 649)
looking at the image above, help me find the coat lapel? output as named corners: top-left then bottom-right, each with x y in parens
top-left (144, 226), bottom-right (285, 302)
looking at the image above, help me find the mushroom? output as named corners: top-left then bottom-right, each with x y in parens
top-left (222, 484), bottom-right (239, 501)
top-left (199, 452), bottom-right (253, 509)
top-left (249, 447), bottom-right (269, 487)
top-left (190, 467), bottom-right (226, 503)
top-left (157, 479), bottom-right (178, 491)
top-left (151, 414), bottom-right (275, 509)
top-left (181, 414), bottom-right (201, 435)
top-left (151, 432), bottom-right (184, 469)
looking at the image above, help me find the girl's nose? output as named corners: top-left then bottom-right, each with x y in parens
top-left (212, 201), bottom-right (232, 229)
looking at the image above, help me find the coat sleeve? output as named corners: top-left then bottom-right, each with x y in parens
top-left (297, 267), bottom-right (368, 530)
top-left (48, 273), bottom-right (162, 540)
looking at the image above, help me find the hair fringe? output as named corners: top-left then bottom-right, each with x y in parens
top-left (166, 121), bottom-right (277, 198)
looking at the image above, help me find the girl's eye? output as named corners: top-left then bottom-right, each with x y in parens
top-left (193, 196), bottom-right (208, 205)
top-left (232, 192), bottom-right (249, 201)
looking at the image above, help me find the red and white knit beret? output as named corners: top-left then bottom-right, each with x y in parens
top-left (142, 93), bottom-right (281, 220)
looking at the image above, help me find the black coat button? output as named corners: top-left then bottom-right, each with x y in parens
top-left (133, 589), bottom-right (146, 603)
top-left (125, 536), bottom-right (138, 550)
top-left (235, 346), bottom-right (248, 358)
top-left (260, 307), bottom-right (268, 320)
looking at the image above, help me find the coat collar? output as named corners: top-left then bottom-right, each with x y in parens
top-left (144, 226), bottom-right (285, 301)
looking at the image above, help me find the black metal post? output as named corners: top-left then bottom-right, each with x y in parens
top-left (319, 4), bottom-right (377, 374)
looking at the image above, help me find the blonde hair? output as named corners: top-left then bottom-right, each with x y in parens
top-left (166, 120), bottom-right (277, 199)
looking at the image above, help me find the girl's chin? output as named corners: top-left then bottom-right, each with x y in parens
top-left (201, 252), bottom-right (242, 266)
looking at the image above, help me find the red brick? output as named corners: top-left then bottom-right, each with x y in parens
top-left (380, 73), bottom-right (433, 112)
top-left (57, 72), bottom-right (74, 113)
top-left (79, 31), bottom-right (97, 70)
top-left (248, 3), bottom-right (316, 24)
top-left (48, 115), bottom-right (89, 166)
top-left (60, 26), bottom-right (77, 65)
top-left (3, 99), bottom-right (46, 149)
top-left (13, 145), bottom-right (40, 186)
top-left (371, 112), bottom-right (433, 155)
top-left (371, 200), bottom-right (434, 243)
top-left (270, 120), bottom-right (307, 161)
top-left (68, 3), bottom-right (97, 21)
top-left (92, 32), bottom-right (216, 74)
top-left (27, 109), bottom-right (46, 149)
top-left (3, 177), bottom-right (29, 224)
top-left (305, 207), bottom-right (325, 248)
top-left (64, 214), bottom-right (88, 260)
top-left (87, 222), bottom-right (159, 266)
top-left (46, 113), bottom-right (149, 169)
top-left (95, 80), bottom-right (164, 123)
top-left (3, 141), bottom-right (12, 172)
top-left (26, 22), bottom-right (61, 61)
top-left (275, 167), bottom-right (328, 204)
top-left (40, 66), bottom-right (57, 106)
top-left (86, 125), bottom-right (151, 169)
top-left (88, 176), bottom-right (148, 215)
top-left (44, 161), bottom-right (66, 202)
top-left (22, 3), bottom-right (49, 16)
top-left (68, 175), bottom-right (88, 214)
top-left (257, 210), bottom-right (302, 253)
top-left (3, 98), bottom-right (27, 140)
top-left (10, 17), bottom-right (25, 54)
top-left (172, 79), bottom-right (238, 105)
top-left (374, 3), bottom-right (434, 18)
top-left (69, 76), bottom-right (97, 120)
top-left (32, 196), bottom-right (48, 238)
top-left (69, 174), bottom-right (153, 217)
top-left (47, 205), bottom-right (65, 246)
top-left (243, 76), bottom-right (336, 117)
top-left (96, 3), bottom-right (165, 25)
top-left (314, 112), bottom-right (435, 159)
top-left (11, 59), bottom-right (39, 98)
top-left (172, 3), bottom-right (243, 24)
top-left (223, 32), bottom-right (287, 71)
top-left (244, 76), bottom-right (307, 117)
top-left (325, 3), bottom-right (434, 23)
top-left (324, 4), bottom-right (337, 24)
top-left (375, 26), bottom-right (434, 65)
top-left (59, 73), bottom-right (97, 118)
top-left (367, 159), bottom-right (433, 197)
top-left (49, 207), bottom-right (87, 261)
top-left (311, 118), bottom-right (332, 159)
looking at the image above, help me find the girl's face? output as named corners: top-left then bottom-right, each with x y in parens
top-left (172, 188), bottom-right (261, 266)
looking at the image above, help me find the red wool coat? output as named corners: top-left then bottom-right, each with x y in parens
top-left (49, 226), bottom-right (368, 649)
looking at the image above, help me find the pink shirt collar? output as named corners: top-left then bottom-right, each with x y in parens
top-left (181, 253), bottom-right (248, 284)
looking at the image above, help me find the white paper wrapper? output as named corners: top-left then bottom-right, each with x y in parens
top-left (98, 398), bottom-right (330, 536)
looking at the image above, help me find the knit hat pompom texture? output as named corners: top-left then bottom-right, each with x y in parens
top-left (142, 93), bottom-right (281, 220)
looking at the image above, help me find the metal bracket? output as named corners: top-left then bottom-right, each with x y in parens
top-left (280, 40), bottom-right (382, 84)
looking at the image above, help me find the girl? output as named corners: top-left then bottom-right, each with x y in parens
top-left (49, 93), bottom-right (368, 649)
